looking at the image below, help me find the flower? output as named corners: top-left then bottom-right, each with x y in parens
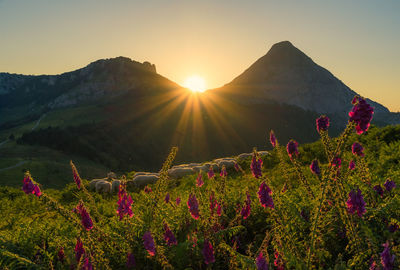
top-left (196, 173), bottom-right (204, 187)
top-left (234, 162), bottom-right (240, 172)
top-left (256, 252), bottom-right (269, 270)
top-left (331, 155), bottom-right (342, 168)
top-left (207, 167), bottom-right (215, 179)
top-left (163, 223), bottom-right (177, 246)
top-left (22, 173), bottom-right (41, 197)
top-left (352, 142), bottom-right (364, 157)
top-left (380, 242), bottom-right (395, 270)
top-left (117, 193), bottom-right (134, 221)
top-left (286, 140), bottom-right (299, 159)
top-left (82, 256), bottom-right (93, 270)
top-left (176, 197), bottom-right (181, 205)
top-left (202, 239), bottom-right (215, 265)
top-left (384, 179), bottom-right (396, 192)
top-left (346, 189), bottom-right (366, 217)
top-left (220, 165), bottom-right (228, 177)
top-left (216, 203), bottom-right (222, 216)
top-left (258, 182), bottom-right (274, 209)
top-left (187, 193), bottom-right (200, 219)
top-left (270, 130), bottom-right (277, 148)
top-left (388, 224), bottom-right (399, 233)
top-left (75, 238), bottom-right (85, 263)
top-left (143, 231), bottom-right (156, 256)
top-left (240, 192), bottom-right (251, 219)
top-left (126, 253), bottom-right (136, 269)
top-left (210, 191), bottom-right (217, 213)
top-left (349, 97), bottom-right (374, 134)
top-left (310, 159), bottom-right (321, 175)
top-left (57, 247), bottom-right (65, 263)
top-left (374, 185), bottom-right (384, 197)
top-left (76, 202), bottom-right (93, 230)
top-left (251, 152), bottom-right (263, 178)
top-left (274, 250), bottom-right (285, 270)
top-left (70, 161), bottom-right (82, 189)
top-left (316, 115), bottom-right (330, 132)
top-left (144, 185), bottom-right (152, 193)
top-left (164, 193), bottom-right (170, 203)
top-left (349, 160), bottom-right (356, 170)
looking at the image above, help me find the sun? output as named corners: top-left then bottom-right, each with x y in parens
top-left (183, 75), bottom-right (206, 93)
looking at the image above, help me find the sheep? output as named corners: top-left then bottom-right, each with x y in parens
top-left (258, 151), bottom-right (269, 157)
top-left (95, 180), bottom-right (112, 193)
top-left (133, 172), bottom-right (160, 178)
top-left (111, 180), bottom-right (121, 193)
top-left (237, 153), bottom-right (253, 160)
top-left (89, 178), bottom-right (106, 190)
top-left (168, 167), bottom-right (195, 179)
top-left (128, 174), bottom-right (159, 188)
top-left (214, 158), bottom-right (236, 169)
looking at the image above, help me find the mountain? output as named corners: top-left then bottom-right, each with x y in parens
top-left (0, 42), bottom-right (398, 186)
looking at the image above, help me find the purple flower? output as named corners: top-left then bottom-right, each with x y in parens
top-left (240, 192), bottom-right (251, 219)
top-left (76, 202), bottom-right (93, 230)
top-left (251, 152), bottom-right (263, 178)
top-left (143, 231), bottom-right (156, 256)
top-left (270, 130), bottom-right (277, 148)
top-left (349, 97), bottom-right (374, 134)
top-left (75, 238), bottom-right (85, 263)
top-left (370, 259), bottom-right (378, 270)
top-left (216, 203), bottom-right (222, 216)
top-left (207, 167), bottom-right (215, 179)
top-left (310, 159), bottom-right (321, 175)
top-left (117, 193), bottom-right (134, 221)
top-left (374, 185), bottom-right (384, 197)
top-left (346, 189), bottom-right (366, 217)
top-left (331, 156), bottom-right (342, 168)
top-left (316, 115), bottom-right (330, 132)
top-left (187, 193), bottom-right (200, 219)
top-left (258, 182), bottom-right (274, 209)
top-left (82, 256), bottom-right (93, 270)
top-left (349, 160), bottom-right (356, 170)
top-left (384, 179), bottom-right (396, 192)
top-left (202, 239), bottom-right (215, 265)
top-left (352, 142), bottom-right (364, 157)
top-left (70, 161), bottom-right (82, 189)
top-left (220, 166), bottom-right (228, 177)
top-left (196, 173), bottom-right (204, 187)
top-left (163, 223), bottom-right (177, 246)
top-left (176, 197), bottom-right (181, 205)
top-left (256, 252), bottom-right (269, 270)
top-left (388, 224), bottom-right (399, 233)
top-left (164, 193), bottom-right (170, 203)
top-left (22, 173), bottom-right (41, 197)
top-left (381, 242), bottom-right (395, 270)
top-left (57, 247), bottom-right (65, 263)
top-left (234, 162), bottom-right (240, 172)
top-left (126, 253), bottom-right (136, 269)
top-left (352, 96), bottom-right (358, 105)
top-left (286, 140), bottom-right (299, 159)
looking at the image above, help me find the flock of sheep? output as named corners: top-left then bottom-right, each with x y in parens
top-left (88, 151), bottom-right (269, 193)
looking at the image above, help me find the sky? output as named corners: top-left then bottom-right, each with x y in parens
top-left (0, 0), bottom-right (399, 111)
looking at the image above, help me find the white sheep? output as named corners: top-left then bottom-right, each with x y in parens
top-left (111, 180), bottom-right (121, 193)
top-left (129, 174), bottom-right (159, 188)
top-left (89, 178), bottom-right (106, 191)
top-left (95, 180), bottom-right (112, 193)
top-left (167, 167), bottom-right (195, 179)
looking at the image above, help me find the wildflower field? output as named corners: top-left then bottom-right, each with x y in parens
top-left (0, 97), bottom-right (399, 269)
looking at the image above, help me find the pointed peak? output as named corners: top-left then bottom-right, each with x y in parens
top-left (271, 40), bottom-right (294, 49)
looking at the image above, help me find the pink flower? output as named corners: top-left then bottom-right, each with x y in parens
top-left (75, 238), bottom-right (85, 263)
top-left (202, 239), bottom-right (215, 265)
top-left (82, 256), bottom-right (93, 270)
top-left (274, 250), bottom-right (285, 270)
top-left (286, 140), bottom-right (299, 159)
top-left (216, 203), bottom-right (222, 216)
top-left (349, 160), bottom-right (355, 170)
top-left (126, 253), bottom-right (136, 269)
top-left (143, 231), bottom-right (156, 256)
top-left (256, 252), bottom-right (269, 270)
top-left (144, 185), bottom-right (152, 193)
top-left (316, 115), bottom-right (330, 132)
top-left (234, 162), bottom-right (240, 172)
top-left (258, 182), bottom-right (274, 209)
top-left (241, 192), bottom-right (251, 219)
top-left (70, 161), bottom-right (82, 189)
top-left (164, 193), bottom-right (170, 203)
top-left (270, 130), bottom-right (277, 148)
top-left (310, 159), bottom-right (321, 175)
top-left (346, 188), bottom-right (366, 217)
top-left (176, 197), bottom-right (181, 205)
top-left (187, 193), bottom-right (200, 219)
top-left (163, 223), bottom-right (177, 246)
top-left (76, 202), bottom-right (93, 230)
top-left (207, 167), bottom-right (215, 179)
top-left (22, 173), bottom-right (41, 197)
top-left (117, 193), bottom-right (134, 221)
top-left (349, 97), bottom-right (374, 134)
top-left (57, 247), bottom-right (65, 263)
top-left (331, 155), bottom-right (342, 168)
top-left (196, 173), bottom-right (204, 187)
top-left (380, 242), bottom-right (395, 270)
top-left (352, 142), bottom-right (364, 157)
top-left (220, 166), bottom-right (228, 177)
top-left (251, 152), bottom-right (263, 178)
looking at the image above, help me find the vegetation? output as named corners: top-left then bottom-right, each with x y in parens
top-left (0, 98), bottom-right (399, 269)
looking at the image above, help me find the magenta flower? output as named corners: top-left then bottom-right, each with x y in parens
top-left (381, 242), bottom-right (395, 270)
top-left (196, 173), bottom-right (204, 187)
top-left (234, 162), bottom-right (240, 172)
top-left (57, 247), bottom-right (65, 263)
top-left (270, 130), bottom-right (277, 148)
top-left (384, 179), bottom-right (396, 192)
top-left (286, 140), bottom-right (299, 159)
top-left (126, 253), bottom-right (136, 269)
top-left (220, 166), bottom-right (228, 177)
top-left (258, 182), bottom-right (274, 209)
top-left (349, 160), bottom-right (355, 170)
top-left (241, 192), bottom-right (251, 219)
top-left (22, 173), bottom-right (41, 197)
top-left (216, 203), bottom-right (222, 216)
top-left (76, 202), bottom-right (94, 230)
top-left (374, 185), bottom-right (384, 197)
top-left (165, 193), bottom-right (170, 203)
top-left (352, 142), bottom-right (364, 157)
top-left (202, 239), bottom-right (215, 265)
top-left (251, 152), bottom-right (263, 178)
top-left (144, 185), bottom-right (152, 193)
top-left (310, 159), bottom-right (321, 175)
top-left (70, 161), bottom-right (82, 189)
top-left (331, 155), bottom-right (342, 168)
top-left (143, 231), bottom-right (156, 256)
top-left (117, 193), bottom-right (134, 221)
top-left (316, 115), bottom-right (330, 132)
top-left (256, 252), bottom-right (269, 270)
top-left (352, 96), bottom-right (359, 105)
top-left (187, 193), bottom-right (200, 219)
top-left (75, 238), bottom-right (85, 263)
top-left (207, 167), bottom-right (215, 179)
top-left (163, 223), bottom-right (177, 246)
top-left (82, 256), bottom-right (93, 270)
top-left (176, 197), bottom-right (181, 205)
top-left (349, 97), bottom-right (374, 134)
top-left (346, 188), bottom-right (366, 217)
top-left (274, 250), bottom-right (285, 270)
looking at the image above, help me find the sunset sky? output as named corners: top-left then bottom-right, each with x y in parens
top-left (1, 0), bottom-right (399, 111)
